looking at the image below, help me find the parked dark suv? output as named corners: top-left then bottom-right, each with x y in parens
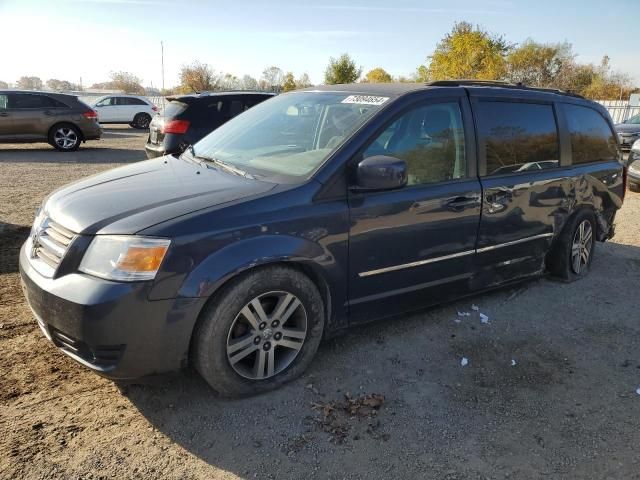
top-left (0, 90), bottom-right (101, 151)
top-left (20, 81), bottom-right (624, 396)
top-left (145, 91), bottom-right (275, 158)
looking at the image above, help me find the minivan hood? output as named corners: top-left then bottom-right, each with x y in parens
top-left (45, 155), bottom-right (276, 234)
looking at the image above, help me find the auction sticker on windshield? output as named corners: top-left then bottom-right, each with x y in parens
top-left (341, 95), bottom-right (389, 106)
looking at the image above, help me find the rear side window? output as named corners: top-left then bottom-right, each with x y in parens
top-left (0, 95), bottom-right (7, 109)
top-left (563, 104), bottom-right (618, 164)
top-left (120, 97), bottom-right (147, 106)
top-left (8, 94), bottom-right (67, 109)
top-left (477, 101), bottom-right (559, 176)
top-left (163, 101), bottom-right (188, 118)
top-left (229, 99), bottom-right (244, 117)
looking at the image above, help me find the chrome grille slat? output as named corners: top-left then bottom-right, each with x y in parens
top-left (36, 247), bottom-right (60, 267)
top-left (38, 235), bottom-right (66, 258)
top-left (29, 217), bottom-right (76, 276)
top-left (44, 227), bottom-right (72, 246)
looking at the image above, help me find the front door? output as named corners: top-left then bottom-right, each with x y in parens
top-left (94, 97), bottom-right (117, 122)
top-left (348, 96), bottom-right (481, 322)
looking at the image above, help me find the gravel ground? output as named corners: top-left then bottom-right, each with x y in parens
top-left (1, 129), bottom-right (639, 479)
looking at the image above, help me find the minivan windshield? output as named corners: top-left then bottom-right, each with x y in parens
top-left (190, 92), bottom-right (389, 180)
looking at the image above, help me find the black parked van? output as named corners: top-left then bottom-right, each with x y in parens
top-left (145, 91), bottom-right (275, 158)
top-left (20, 81), bottom-right (625, 396)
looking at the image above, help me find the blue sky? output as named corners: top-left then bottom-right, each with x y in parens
top-left (0, 0), bottom-right (637, 88)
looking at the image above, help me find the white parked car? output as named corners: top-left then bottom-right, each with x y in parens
top-left (91, 95), bottom-right (158, 129)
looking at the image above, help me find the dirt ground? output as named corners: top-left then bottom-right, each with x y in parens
top-left (1, 127), bottom-right (639, 480)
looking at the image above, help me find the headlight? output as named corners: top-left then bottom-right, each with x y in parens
top-left (79, 236), bottom-right (170, 281)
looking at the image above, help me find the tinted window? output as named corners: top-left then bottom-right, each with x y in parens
top-left (625, 114), bottom-right (640, 125)
top-left (163, 100), bottom-right (187, 119)
top-left (8, 93), bottom-right (64, 109)
top-left (229, 99), bottom-right (244, 117)
top-left (0, 95), bottom-right (7, 109)
top-left (477, 102), bottom-right (559, 176)
top-left (120, 97), bottom-right (147, 105)
top-left (363, 102), bottom-right (466, 185)
top-left (564, 104), bottom-right (618, 164)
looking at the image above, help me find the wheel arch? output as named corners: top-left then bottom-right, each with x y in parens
top-left (48, 121), bottom-right (85, 142)
top-left (186, 259), bottom-right (333, 365)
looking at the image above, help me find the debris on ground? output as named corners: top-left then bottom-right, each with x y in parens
top-left (311, 393), bottom-right (386, 444)
top-left (457, 311), bottom-right (470, 317)
top-left (460, 357), bottom-right (469, 367)
top-left (480, 313), bottom-right (489, 324)
top-left (511, 359), bottom-right (517, 367)
top-left (636, 387), bottom-right (640, 396)
top-left (471, 304), bottom-right (479, 311)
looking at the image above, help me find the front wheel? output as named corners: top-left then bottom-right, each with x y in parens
top-left (193, 266), bottom-right (325, 397)
top-left (547, 210), bottom-right (596, 282)
top-left (49, 124), bottom-right (81, 151)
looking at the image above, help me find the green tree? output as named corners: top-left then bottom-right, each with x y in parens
top-left (108, 71), bottom-right (145, 94)
top-left (262, 66), bottom-right (284, 92)
top-left (179, 61), bottom-right (219, 93)
top-left (16, 76), bottom-right (43, 90)
top-left (295, 73), bottom-right (313, 89)
top-left (364, 67), bottom-right (393, 83)
top-left (417, 22), bottom-right (511, 81)
top-left (282, 72), bottom-right (297, 92)
top-left (324, 53), bottom-right (362, 84)
top-left (505, 40), bottom-right (574, 88)
top-left (46, 79), bottom-right (77, 92)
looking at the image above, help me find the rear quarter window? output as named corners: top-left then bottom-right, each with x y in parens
top-left (563, 104), bottom-right (618, 164)
top-left (476, 101), bottom-right (559, 176)
top-left (163, 101), bottom-right (188, 118)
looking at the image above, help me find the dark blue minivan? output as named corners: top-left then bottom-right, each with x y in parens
top-left (20, 81), bottom-right (625, 396)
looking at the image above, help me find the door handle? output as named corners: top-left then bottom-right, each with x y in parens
top-left (445, 195), bottom-right (480, 212)
top-left (43, 110), bottom-right (54, 116)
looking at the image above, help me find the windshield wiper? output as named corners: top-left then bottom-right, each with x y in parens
top-left (185, 145), bottom-right (254, 179)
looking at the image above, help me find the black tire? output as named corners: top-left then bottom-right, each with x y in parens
top-left (546, 209), bottom-right (596, 282)
top-left (131, 113), bottom-right (151, 129)
top-left (193, 265), bottom-right (325, 397)
top-left (48, 123), bottom-right (81, 152)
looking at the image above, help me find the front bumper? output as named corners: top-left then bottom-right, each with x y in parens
top-left (19, 242), bottom-right (204, 379)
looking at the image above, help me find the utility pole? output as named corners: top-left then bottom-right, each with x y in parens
top-left (161, 40), bottom-right (165, 92)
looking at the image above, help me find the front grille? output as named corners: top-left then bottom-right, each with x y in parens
top-left (31, 219), bottom-right (75, 272)
top-left (50, 327), bottom-right (124, 369)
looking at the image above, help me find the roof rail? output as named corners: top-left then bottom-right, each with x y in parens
top-left (426, 80), bottom-right (584, 99)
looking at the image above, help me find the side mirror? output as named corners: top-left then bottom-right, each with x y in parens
top-left (353, 155), bottom-right (408, 191)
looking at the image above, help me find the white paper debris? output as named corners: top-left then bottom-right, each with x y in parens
top-left (457, 311), bottom-right (470, 317)
top-left (454, 318), bottom-right (461, 324)
top-left (636, 387), bottom-right (640, 396)
top-left (511, 359), bottom-right (517, 367)
top-left (471, 304), bottom-right (479, 311)
top-left (461, 357), bottom-right (469, 367)
top-left (480, 313), bottom-right (489, 324)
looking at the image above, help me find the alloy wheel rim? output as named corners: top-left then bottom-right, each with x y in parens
top-left (226, 291), bottom-right (307, 380)
top-left (138, 116), bottom-right (150, 128)
top-left (54, 128), bottom-right (78, 149)
top-left (571, 219), bottom-right (593, 274)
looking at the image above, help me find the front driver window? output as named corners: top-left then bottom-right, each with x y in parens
top-left (363, 102), bottom-right (466, 185)
top-left (96, 97), bottom-right (113, 107)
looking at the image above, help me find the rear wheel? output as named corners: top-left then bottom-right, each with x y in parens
top-left (547, 209), bottom-right (596, 282)
top-left (131, 113), bottom-right (151, 129)
top-left (48, 124), bottom-right (81, 151)
top-left (193, 266), bottom-right (325, 397)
